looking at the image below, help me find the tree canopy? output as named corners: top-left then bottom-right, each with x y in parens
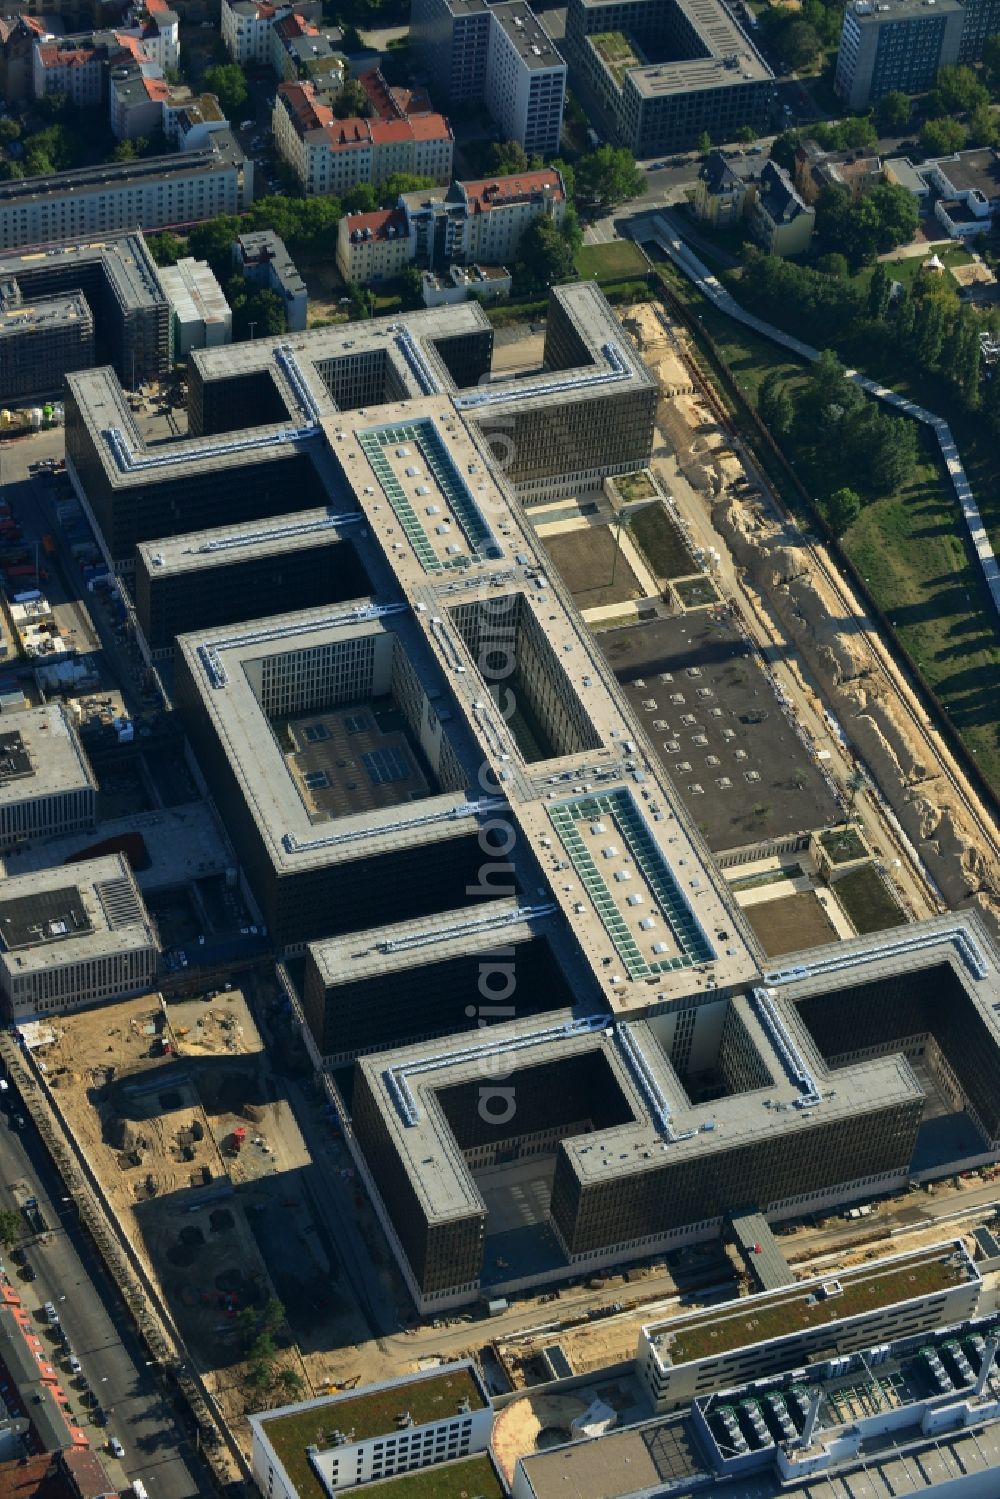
top-left (575, 145), bottom-right (644, 209)
top-left (815, 181), bottom-right (918, 268)
top-left (920, 116), bottom-right (967, 157)
top-left (515, 209), bottom-right (580, 295)
top-left (202, 63), bottom-right (249, 117)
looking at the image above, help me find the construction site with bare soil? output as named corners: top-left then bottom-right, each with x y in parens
top-left (613, 299), bottom-right (999, 937)
top-left (34, 991), bottom-right (331, 1444)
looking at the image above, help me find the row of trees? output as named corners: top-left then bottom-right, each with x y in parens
top-left (758, 349), bottom-right (918, 534)
top-left (743, 248), bottom-right (992, 417)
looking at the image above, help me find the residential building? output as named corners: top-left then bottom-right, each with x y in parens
top-left (958, 0), bottom-right (1000, 61)
top-left (234, 229), bottom-right (307, 331)
top-left (564, 0), bottom-right (773, 155)
top-left (158, 255), bottom-right (231, 357)
top-left (0, 280), bottom-right (95, 402)
top-left (32, 28), bottom-right (148, 107)
top-left (0, 14), bottom-right (47, 104)
top-left (0, 703), bottom-right (96, 854)
top-left (161, 87), bottom-right (230, 148)
top-left (411, 0), bottom-right (567, 152)
top-left (0, 134), bottom-right (251, 253)
top-left (835, 0), bottom-right (964, 110)
top-left (0, 854), bottom-right (158, 1019)
top-left (0, 232), bottom-right (170, 388)
top-left (693, 151), bottom-right (761, 227)
top-left (637, 1242), bottom-right (981, 1406)
top-left (793, 135), bottom-right (882, 199)
top-left (401, 168), bottom-right (567, 271)
top-left (484, 2), bottom-right (566, 156)
top-left (249, 1364), bottom-right (493, 1498)
top-left (220, 0), bottom-right (321, 67)
top-left (335, 207), bottom-right (410, 283)
top-left (127, 0), bottom-right (179, 71)
top-left (696, 152), bottom-right (813, 253)
top-left (109, 60), bottom-right (170, 139)
top-left (273, 80), bottom-right (452, 196)
top-left (746, 159), bottom-right (814, 255)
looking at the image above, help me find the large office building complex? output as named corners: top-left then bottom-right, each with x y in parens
top-left (0, 233), bottom-right (170, 398)
top-left (835, 0), bottom-right (964, 109)
top-left (351, 920), bottom-right (1000, 1308)
top-left (564, 0), bottom-right (773, 154)
top-left (0, 704), bottom-right (97, 854)
top-left (0, 134), bottom-right (251, 253)
top-left (65, 283), bottom-right (657, 569)
top-left (0, 854), bottom-right (158, 1019)
top-left (63, 268), bottom-right (1000, 1316)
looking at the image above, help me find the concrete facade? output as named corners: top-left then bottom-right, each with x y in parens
top-left (0, 853), bottom-right (158, 1019)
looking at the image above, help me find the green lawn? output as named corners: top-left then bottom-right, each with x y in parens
top-left (359, 1455), bottom-right (504, 1499)
top-left (832, 864), bottom-right (906, 934)
top-left (652, 264), bottom-right (1000, 798)
top-left (575, 240), bottom-right (648, 283)
top-left (877, 245), bottom-right (974, 291)
top-left (590, 30), bottom-right (640, 85)
top-left (629, 501), bottom-right (698, 580)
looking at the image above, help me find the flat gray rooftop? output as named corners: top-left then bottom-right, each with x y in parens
top-left (601, 612), bottom-right (841, 853)
top-left (0, 290), bottom-right (91, 333)
top-left (137, 508), bottom-right (362, 576)
top-left (0, 138), bottom-right (242, 209)
top-left (0, 703), bottom-right (96, 805)
top-left (491, 1), bottom-right (566, 67)
top-left (0, 853), bottom-right (155, 971)
top-left (0, 232), bottom-right (165, 313)
top-left (846, 0), bottom-right (962, 20)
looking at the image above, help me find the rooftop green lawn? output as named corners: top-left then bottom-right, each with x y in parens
top-left (357, 1454), bottom-right (503, 1499)
top-left (629, 500), bottom-right (698, 580)
top-left (575, 240), bottom-right (648, 283)
top-left (660, 1251), bottom-right (966, 1365)
top-left (590, 30), bottom-right (640, 84)
top-left (614, 470), bottom-right (658, 503)
top-left (819, 826), bottom-right (868, 864)
top-left (260, 1369), bottom-right (487, 1499)
top-left (832, 863), bottom-right (905, 935)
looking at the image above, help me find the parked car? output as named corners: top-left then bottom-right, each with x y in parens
top-left (109, 1437), bottom-right (125, 1459)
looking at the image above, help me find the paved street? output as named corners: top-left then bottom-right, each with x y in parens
top-left (0, 1088), bottom-right (208, 1498)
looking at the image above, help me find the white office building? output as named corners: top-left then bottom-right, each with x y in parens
top-left (0, 854), bottom-right (159, 1020)
top-left (485, 2), bottom-right (566, 157)
top-left (249, 1363), bottom-right (493, 1497)
top-left (0, 703), bottom-right (96, 853)
top-left (159, 255), bottom-right (232, 356)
